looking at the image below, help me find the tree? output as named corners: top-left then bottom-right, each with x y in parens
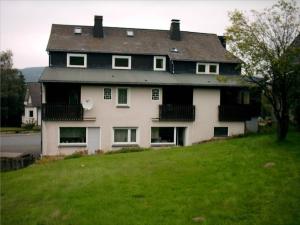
top-left (0, 50), bottom-right (26, 127)
top-left (226, 0), bottom-right (300, 140)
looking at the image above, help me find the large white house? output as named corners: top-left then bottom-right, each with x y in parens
top-left (39, 16), bottom-right (261, 155)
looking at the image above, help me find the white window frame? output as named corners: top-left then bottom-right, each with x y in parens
top-left (150, 127), bottom-right (176, 146)
top-left (151, 88), bottom-right (160, 100)
top-left (196, 63), bottom-right (219, 75)
top-left (116, 87), bottom-right (130, 107)
top-left (104, 88), bottom-right (112, 100)
top-left (113, 127), bottom-right (138, 145)
top-left (67, 53), bottom-right (87, 68)
top-left (58, 127), bottom-right (87, 147)
top-left (112, 55), bottom-right (131, 70)
top-left (153, 56), bottom-right (166, 71)
top-left (208, 63), bottom-right (219, 74)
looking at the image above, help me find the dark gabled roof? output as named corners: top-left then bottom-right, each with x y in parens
top-left (25, 83), bottom-right (41, 107)
top-left (47, 24), bottom-right (241, 64)
top-left (40, 67), bottom-right (247, 87)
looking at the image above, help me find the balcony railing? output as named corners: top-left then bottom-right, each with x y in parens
top-left (42, 104), bottom-right (84, 121)
top-left (159, 104), bottom-right (195, 121)
top-left (219, 104), bottom-right (260, 122)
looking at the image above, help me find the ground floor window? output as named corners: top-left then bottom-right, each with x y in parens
top-left (151, 127), bottom-right (176, 144)
top-left (29, 110), bottom-right (33, 117)
top-left (59, 127), bottom-right (86, 144)
top-left (214, 127), bottom-right (228, 137)
top-left (114, 128), bottom-right (137, 144)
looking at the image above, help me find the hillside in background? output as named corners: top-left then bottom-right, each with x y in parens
top-left (21, 67), bottom-right (45, 83)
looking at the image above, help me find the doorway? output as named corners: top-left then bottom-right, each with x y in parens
top-left (87, 127), bottom-right (100, 154)
top-left (176, 127), bottom-right (186, 146)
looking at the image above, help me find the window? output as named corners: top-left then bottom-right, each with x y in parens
top-left (29, 110), bottom-right (33, 117)
top-left (151, 127), bottom-right (176, 144)
top-left (152, 89), bottom-right (160, 100)
top-left (197, 64), bottom-right (206, 73)
top-left (214, 127), bottom-right (228, 137)
top-left (117, 88), bottom-right (129, 106)
top-left (153, 56), bottom-right (166, 71)
top-left (113, 128), bottom-right (137, 144)
top-left (209, 64), bottom-right (217, 73)
top-left (104, 88), bottom-right (112, 100)
top-left (67, 53), bottom-right (87, 68)
top-left (126, 30), bottom-right (134, 37)
top-left (112, 55), bottom-right (131, 69)
top-left (196, 63), bottom-right (219, 75)
top-left (59, 127), bottom-right (86, 145)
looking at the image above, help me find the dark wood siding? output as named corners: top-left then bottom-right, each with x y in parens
top-left (173, 61), bottom-right (241, 75)
top-left (219, 63), bottom-right (241, 75)
top-left (49, 51), bottom-right (240, 75)
top-left (88, 53), bottom-right (112, 68)
top-left (50, 52), bottom-right (66, 67)
top-left (132, 55), bottom-right (153, 70)
top-left (173, 61), bottom-right (196, 74)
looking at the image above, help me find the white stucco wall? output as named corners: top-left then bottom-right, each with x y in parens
top-left (22, 107), bottom-right (40, 125)
top-left (42, 86), bottom-right (245, 155)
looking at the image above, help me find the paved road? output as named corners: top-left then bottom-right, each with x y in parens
top-left (0, 133), bottom-right (41, 157)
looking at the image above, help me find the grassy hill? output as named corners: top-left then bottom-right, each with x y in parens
top-left (1, 132), bottom-right (300, 225)
top-left (21, 67), bottom-right (45, 82)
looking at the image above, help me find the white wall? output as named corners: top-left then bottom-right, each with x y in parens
top-left (42, 86), bottom-right (245, 155)
top-left (22, 107), bottom-right (40, 125)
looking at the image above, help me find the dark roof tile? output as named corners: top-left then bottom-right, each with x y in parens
top-left (25, 83), bottom-right (41, 107)
top-left (47, 24), bottom-right (241, 63)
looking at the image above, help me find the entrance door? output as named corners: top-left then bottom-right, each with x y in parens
top-left (176, 127), bottom-right (186, 146)
top-left (87, 127), bottom-right (100, 154)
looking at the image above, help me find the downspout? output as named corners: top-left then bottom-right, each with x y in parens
top-left (171, 60), bottom-right (175, 74)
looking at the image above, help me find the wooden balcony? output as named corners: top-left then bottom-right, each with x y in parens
top-left (159, 104), bottom-right (195, 121)
top-left (42, 104), bottom-right (83, 121)
top-left (218, 104), bottom-right (260, 122)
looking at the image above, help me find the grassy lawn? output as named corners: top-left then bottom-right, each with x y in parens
top-left (1, 132), bottom-right (300, 225)
top-left (0, 127), bottom-right (40, 134)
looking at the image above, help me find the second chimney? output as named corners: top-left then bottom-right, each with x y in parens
top-left (94, 15), bottom-right (104, 38)
top-left (170, 19), bottom-right (181, 41)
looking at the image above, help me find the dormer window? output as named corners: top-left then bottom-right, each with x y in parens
top-left (67, 53), bottom-right (87, 68)
top-left (126, 30), bottom-right (134, 37)
top-left (196, 63), bottom-right (219, 75)
top-left (74, 27), bottom-right (82, 34)
top-left (112, 55), bottom-right (131, 70)
top-left (153, 56), bottom-right (166, 71)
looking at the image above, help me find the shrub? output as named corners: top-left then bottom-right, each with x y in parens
top-left (22, 120), bottom-right (36, 130)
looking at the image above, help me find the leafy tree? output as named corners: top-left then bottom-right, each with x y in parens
top-left (226, 0), bottom-right (300, 140)
top-left (0, 50), bottom-right (25, 127)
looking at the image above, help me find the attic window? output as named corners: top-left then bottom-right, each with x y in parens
top-left (171, 48), bottom-right (179, 53)
top-left (126, 30), bottom-right (134, 37)
top-left (196, 63), bottom-right (219, 75)
top-left (74, 27), bottom-right (82, 34)
top-left (67, 53), bottom-right (87, 68)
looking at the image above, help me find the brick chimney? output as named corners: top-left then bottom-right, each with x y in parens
top-left (170, 19), bottom-right (181, 41)
top-left (94, 15), bottom-right (104, 38)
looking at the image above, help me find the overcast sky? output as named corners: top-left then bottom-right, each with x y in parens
top-left (0, 0), bottom-right (278, 69)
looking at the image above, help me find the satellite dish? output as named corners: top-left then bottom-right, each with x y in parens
top-left (82, 99), bottom-right (93, 110)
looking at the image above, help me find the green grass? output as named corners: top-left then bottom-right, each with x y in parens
top-left (0, 127), bottom-right (26, 133)
top-left (1, 132), bottom-right (300, 225)
top-left (0, 127), bottom-right (40, 133)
